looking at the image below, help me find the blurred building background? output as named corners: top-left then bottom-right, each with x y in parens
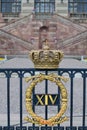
top-left (1, 0), bottom-right (87, 21)
top-left (0, 0), bottom-right (87, 56)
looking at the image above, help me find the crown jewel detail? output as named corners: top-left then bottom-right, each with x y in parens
top-left (29, 40), bottom-right (64, 69)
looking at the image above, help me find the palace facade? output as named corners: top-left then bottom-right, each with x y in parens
top-left (0, 0), bottom-right (87, 55)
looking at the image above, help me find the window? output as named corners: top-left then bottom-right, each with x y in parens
top-left (34, 0), bottom-right (55, 14)
top-left (68, 0), bottom-right (87, 18)
top-left (1, 0), bottom-right (21, 13)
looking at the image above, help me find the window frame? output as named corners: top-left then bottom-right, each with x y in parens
top-left (34, 0), bottom-right (55, 14)
top-left (68, 0), bottom-right (87, 18)
top-left (1, 0), bottom-right (21, 14)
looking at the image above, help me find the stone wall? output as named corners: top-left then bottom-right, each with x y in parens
top-left (21, 0), bottom-right (34, 17)
top-left (0, 14), bottom-right (87, 55)
top-left (0, 13), bottom-right (6, 28)
top-left (55, 0), bottom-right (68, 17)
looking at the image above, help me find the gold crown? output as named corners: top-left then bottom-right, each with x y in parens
top-left (29, 40), bottom-right (64, 69)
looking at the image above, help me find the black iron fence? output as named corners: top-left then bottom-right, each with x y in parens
top-left (0, 68), bottom-right (87, 130)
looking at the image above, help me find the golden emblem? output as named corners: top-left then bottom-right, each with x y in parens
top-left (25, 40), bottom-right (68, 126)
top-left (29, 40), bottom-right (64, 69)
top-left (24, 73), bottom-right (68, 126)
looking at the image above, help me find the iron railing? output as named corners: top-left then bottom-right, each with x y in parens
top-left (0, 68), bottom-right (87, 130)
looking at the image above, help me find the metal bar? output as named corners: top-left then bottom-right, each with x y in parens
top-left (19, 73), bottom-right (23, 128)
top-left (82, 75), bottom-right (86, 126)
top-left (0, 68), bottom-right (87, 72)
top-left (32, 70), bottom-right (35, 128)
top-left (7, 73), bottom-right (10, 127)
top-left (58, 70), bottom-right (61, 112)
top-left (70, 74), bottom-right (74, 127)
top-left (57, 70), bottom-right (61, 127)
top-left (45, 70), bottom-right (48, 127)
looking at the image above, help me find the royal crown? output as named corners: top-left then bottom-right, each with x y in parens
top-left (29, 40), bottom-right (64, 69)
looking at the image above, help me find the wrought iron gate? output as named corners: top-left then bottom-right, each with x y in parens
top-left (0, 68), bottom-right (87, 130)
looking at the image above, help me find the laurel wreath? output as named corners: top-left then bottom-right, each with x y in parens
top-left (24, 73), bottom-right (68, 126)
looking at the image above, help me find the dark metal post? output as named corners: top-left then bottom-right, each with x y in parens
top-left (82, 73), bottom-right (86, 127)
top-left (70, 72), bottom-right (74, 127)
top-left (19, 71), bottom-right (23, 128)
top-left (32, 70), bottom-right (35, 128)
top-left (45, 70), bottom-right (48, 127)
top-left (57, 70), bottom-right (61, 128)
top-left (7, 71), bottom-right (10, 127)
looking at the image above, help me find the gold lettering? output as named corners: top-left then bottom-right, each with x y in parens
top-left (36, 95), bottom-right (44, 105)
top-left (45, 95), bottom-right (48, 105)
top-left (36, 95), bottom-right (58, 105)
top-left (49, 95), bottom-right (58, 105)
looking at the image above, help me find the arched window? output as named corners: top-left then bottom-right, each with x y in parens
top-left (34, 0), bottom-right (55, 14)
top-left (1, 0), bottom-right (21, 13)
top-left (39, 26), bottom-right (49, 49)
